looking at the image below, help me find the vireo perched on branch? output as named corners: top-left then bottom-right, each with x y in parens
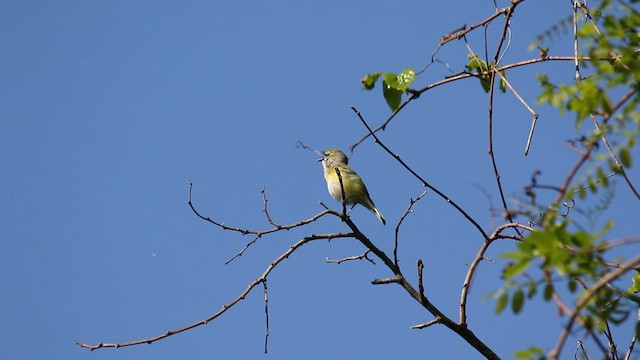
top-left (318, 149), bottom-right (386, 225)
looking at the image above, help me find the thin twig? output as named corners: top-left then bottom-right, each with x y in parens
top-left (261, 187), bottom-right (279, 227)
top-left (411, 318), bottom-right (441, 329)
top-left (459, 223), bottom-right (532, 325)
top-left (350, 107), bottom-right (490, 241)
top-left (326, 250), bottom-right (376, 265)
top-left (394, 191), bottom-right (428, 266)
top-left (487, 69), bottom-right (521, 237)
top-left (438, 0), bottom-right (525, 46)
top-left (188, 182), bottom-right (333, 263)
top-left (493, 71), bottom-right (539, 155)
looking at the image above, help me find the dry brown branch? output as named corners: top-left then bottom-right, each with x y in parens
top-left (350, 107), bottom-right (489, 241)
top-left (76, 232), bottom-right (353, 351)
top-left (493, 71), bottom-right (539, 155)
top-left (394, 191), bottom-right (428, 266)
top-left (459, 223), bottom-right (532, 325)
top-left (438, 0), bottom-right (525, 46)
top-left (187, 182), bottom-right (334, 263)
top-left (487, 71), bottom-right (519, 235)
top-left (262, 281), bottom-right (269, 353)
top-left (337, 208), bottom-right (500, 359)
top-left (326, 250), bottom-right (375, 265)
top-left (549, 254), bottom-right (640, 359)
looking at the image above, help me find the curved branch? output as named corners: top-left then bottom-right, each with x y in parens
top-left (459, 223), bottom-right (532, 325)
top-left (76, 232), bottom-right (353, 351)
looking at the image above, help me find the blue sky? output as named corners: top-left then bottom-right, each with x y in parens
top-left (2, 1), bottom-right (639, 359)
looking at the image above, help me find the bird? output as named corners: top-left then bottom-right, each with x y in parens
top-left (318, 149), bottom-right (386, 225)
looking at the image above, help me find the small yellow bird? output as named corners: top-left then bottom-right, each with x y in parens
top-left (318, 149), bottom-right (386, 225)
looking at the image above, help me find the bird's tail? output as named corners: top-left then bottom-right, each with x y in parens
top-left (373, 207), bottom-right (386, 225)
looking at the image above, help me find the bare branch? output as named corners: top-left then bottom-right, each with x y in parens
top-left (492, 71), bottom-right (539, 155)
top-left (417, 259), bottom-right (426, 300)
top-left (372, 276), bottom-right (402, 285)
top-left (76, 232), bottom-right (352, 351)
top-left (350, 107), bottom-right (490, 241)
top-left (459, 223), bottom-right (532, 325)
top-left (487, 70), bottom-right (521, 236)
top-left (394, 191), bottom-right (428, 266)
top-left (261, 187), bottom-right (279, 227)
top-left (339, 215), bottom-right (500, 359)
top-left (263, 281), bottom-right (269, 354)
top-left (439, 0), bottom-right (525, 46)
top-left (326, 250), bottom-right (376, 265)
top-left (189, 182), bottom-right (335, 263)
top-left (411, 318), bottom-right (441, 330)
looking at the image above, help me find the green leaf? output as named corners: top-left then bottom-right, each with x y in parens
top-left (597, 167), bottom-right (609, 187)
top-left (382, 68), bottom-right (416, 91)
top-left (620, 148), bottom-right (632, 168)
top-left (479, 76), bottom-right (491, 93)
top-left (361, 72), bottom-right (380, 90)
top-left (382, 80), bottom-right (403, 112)
top-left (514, 347), bottom-right (545, 359)
top-left (512, 289), bottom-right (525, 314)
top-left (626, 272), bottom-right (640, 295)
top-left (527, 281), bottom-right (537, 298)
top-left (496, 292), bottom-right (509, 314)
top-left (499, 71), bottom-right (507, 93)
top-left (543, 283), bottom-right (554, 301)
top-left (502, 259), bottom-right (532, 279)
top-left (568, 278), bottom-right (577, 293)
top-left (588, 176), bottom-right (598, 193)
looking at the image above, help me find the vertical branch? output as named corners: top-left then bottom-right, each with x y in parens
top-left (417, 259), bottom-right (426, 299)
top-left (487, 71), bottom-right (520, 235)
top-left (460, 238), bottom-right (492, 325)
top-left (335, 168), bottom-right (348, 219)
top-left (493, 71), bottom-right (539, 155)
top-left (572, 0), bottom-right (581, 81)
top-left (394, 191), bottom-right (427, 266)
top-left (263, 280), bottom-right (269, 354)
